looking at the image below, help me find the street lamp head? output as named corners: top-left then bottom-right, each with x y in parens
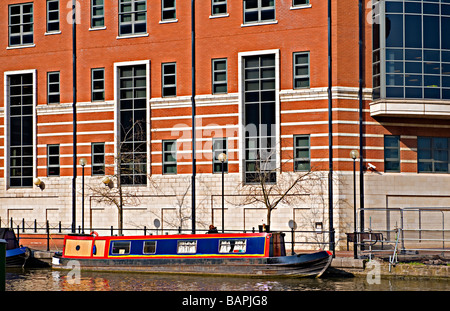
top-left (102, 176), bottom-right (111, 185)
top-left (350, 149), bottom-right (359, 160)
top-left (79, 158), bottom-right (87, 166)
top-left (218, 153), bottom-right (227, 163)
top-left (33, 177), bottom-right (45, 190)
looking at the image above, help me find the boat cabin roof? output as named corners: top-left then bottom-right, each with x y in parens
top-left (0, 228), bottom-right (19, 250)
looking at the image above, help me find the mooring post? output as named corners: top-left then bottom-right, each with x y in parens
top-left (0, 239), bottom-right (6, 291)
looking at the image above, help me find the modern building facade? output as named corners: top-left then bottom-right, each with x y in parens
top-left (0, 0), bottom-right (449, 250)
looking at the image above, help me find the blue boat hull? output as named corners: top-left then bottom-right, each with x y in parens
top-left (6, 247), bottom-right (31, 268)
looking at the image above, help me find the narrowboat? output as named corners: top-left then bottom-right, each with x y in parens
top-left (0, 228), bottom-right (31, 268)
top-left (52, 231), bottom-right (332, 278)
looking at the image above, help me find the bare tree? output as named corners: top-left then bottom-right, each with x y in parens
top-left (88, 120), bottom-right (146, 235)
top-left (236, 143), bottom-right (322, 227)
top-left (148, 175), bottom-right (212, 231)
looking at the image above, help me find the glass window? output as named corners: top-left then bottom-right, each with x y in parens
top-left (47, 145), bottom-right (60, 177)
top-left (294, 135), bottom-right (310, 171)
top-left (162, 63), bottom-right (176, 97)
top-left (143, 241), bottom-right (157, 254)
top-left (111, 241), bottom-right (131, 254)
top-left (91, 68), bottom-right (105, 101)
top-left (405, 15), bottom-right (421, 48)
top-left (91, 0), bottom-right (105, 28)
top-left (212, 0), bottom-right (227, 15)
top-left (293, 52), bottom-right (310, 89)
top-left (47, 0), bottom-right (59, 32)
top-left (385, 14), bottom-right (403, 48)
top-left (418, 137), bottom-right (449, 173)
top-left (47, 72), bottom-right (60, 104)
top-left (163, 140), bottom-right (177, 174)
top-left (213, 138), bottom-right (228, 173)
top-left (92, 143), bottom-right (105, 176)
top-left (9, 3), bottom-right (34, 46)
top-left (293, 0), bottom-right (309, 7)
top-left (162, 0), bottom-right (176, 21)
top-left (375, 4), bottom-right (450, 101)
top-left (243, 54), bottom-right (276, 184)
top-left (212, 58), bottom-right (227, 94)
top-left (219, 240), bottom-right (247, 253)
top-left (384, 135), bottom-right (400, 172)
top-left (177, 240), bottom-right (197, 254)
top-left (243, 0), bottom-right (275, 24)
top-left (118, 65), bottom-right (147, 185)
top-left (8, 73), bottom-right (34, 188)
top-left (119, 0), bottom-right (147, 36)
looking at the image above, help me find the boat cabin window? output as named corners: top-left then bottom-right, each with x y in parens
top-left (143, 241), bottom-right (157, 254)
top-left (177, 240), bottom-right (197, 254)
top-left (219, 239), bottom-right (247, 253)
top-left (111, 241), bottom-right (131, 255)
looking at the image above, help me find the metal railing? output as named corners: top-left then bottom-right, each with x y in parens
top-left (354, 207), bottom-right (450, 258)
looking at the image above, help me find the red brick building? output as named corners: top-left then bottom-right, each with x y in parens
top-left (1, 1), bottom-right (449, 250)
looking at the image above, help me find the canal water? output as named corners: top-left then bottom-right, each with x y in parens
top-left (5, 267), bottom-right (450, 291)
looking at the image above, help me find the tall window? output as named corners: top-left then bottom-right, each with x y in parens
top-left (91, 0), bottom-right (105, 28)
top-left (91, 68), bottom-right (105, 101)
top-left (212, 0), bottom-right (227, 16)
top-left (118, 65), bottom-right (147, 185)
top-left (8, 3), bottom-right (33, 47)
top-left (418, 137), bottom-right (449, 173)
top-left (47, 72), bottom-right (60, 104)
top-left (212, 58), bottom-right (227, 94)
top-left (47, 145), bottom-right (60, 176)
top-left (119, 0), bottom-right (147, 36)
top-left (8, 73), bottom-right (34, 187)
top-left (163, 140), bottom-right (177, 174)
top-left (293, 52), bottom-right (310, 89)
top-left (294, 135), bottom-right (310, 171)
top-left (213, 138), bottom-right (228, 173)
top-left (162, 0), bottom-right (176, 21)
top-left (92, 143), bottom-right (105, 175)
top-left (243, 54), bottom-right (276, 183)
top-left (46, 0), bottom-right (59, 33)
top-left (243, 0), bottom-right (275, 24)
top-left (384, 135), bottom-right (400, 172)
top-left (162, 63), bottom-right (176, 97)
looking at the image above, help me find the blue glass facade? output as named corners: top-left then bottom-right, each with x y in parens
top-left (373, 0), bottom-right (450, 100)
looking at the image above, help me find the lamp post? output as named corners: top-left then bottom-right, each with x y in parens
top-left (79, 158), bottom-right (87, 234)
top-left (350, 150), bottom-right (359, 259)
top-left (218, 153), bottom-right (227, 233)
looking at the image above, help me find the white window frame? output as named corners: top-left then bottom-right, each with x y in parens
top-left (3, 69), bottom-right (37, 190)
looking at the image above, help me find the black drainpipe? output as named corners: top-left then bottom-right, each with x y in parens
top-left (71, 0), bottom-right (77, 234)
top-left (328, 0), bottom-right (335, 257)
top-left (191, 0), bottom-right (196, 234)
top-left (359, 0), bottom-right (365, 232)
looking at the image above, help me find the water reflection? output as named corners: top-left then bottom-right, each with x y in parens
top-left (5, 268), bottom-right (450, 291)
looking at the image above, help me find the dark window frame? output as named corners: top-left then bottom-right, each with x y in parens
top-left (384, 135), bottom-right (400, 173)
top-left (162, 140), bottom-right (177, 175)
top-left (8, 2), bottom-right (34, 47)
top-left (213, 137), bottom-right (228, 173)
top-left (293, 135), bottom-right (311, 172)
top-left (212, 58), bottom-right (228, 94)
top-left (47, 144), bottom-right (60, 177)
top-left (92, 142), bottom-right (105, 176)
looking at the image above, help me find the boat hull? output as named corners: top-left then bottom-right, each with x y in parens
top-left (6, 247), bottom-right (31, 268)
top-left (52, 251), bottom-right (332, 278)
